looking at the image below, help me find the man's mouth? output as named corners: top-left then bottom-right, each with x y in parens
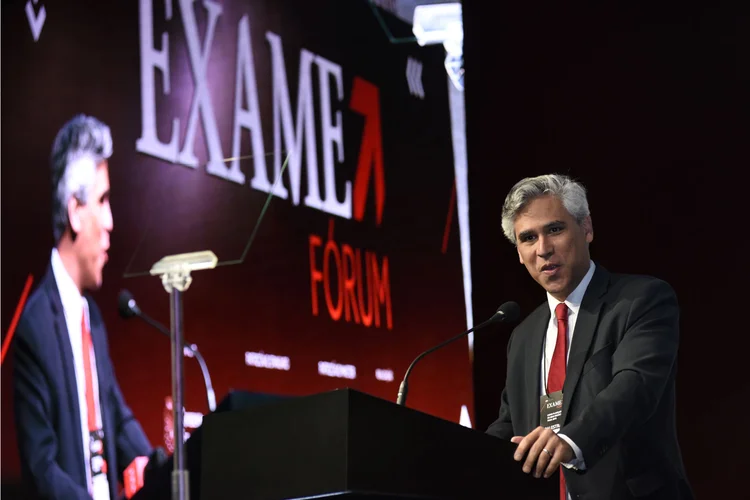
top-left (541, 263), bottom-right (561, 275)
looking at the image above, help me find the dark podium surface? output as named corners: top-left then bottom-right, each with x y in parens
top-left (133, 390), bottom-right (292, 499)
top-left (199, 388), bottom-right (556, 499)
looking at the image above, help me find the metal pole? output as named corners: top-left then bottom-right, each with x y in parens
top-left (170, 288), bottom-right (189, 500)
top-left (150, 251), bottom-right (216, 499)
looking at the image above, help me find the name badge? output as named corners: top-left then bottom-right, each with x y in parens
top-left (540, 390), bottom-right (564, 432)
top-left (89, 429), bottom-right (106, 477)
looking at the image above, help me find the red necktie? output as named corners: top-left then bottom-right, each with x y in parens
top-left (548, 303), bottom-right (568, 500)
top-left (81, 311), bottom-right (97, 432)
top-left (547, 303), bottom-right (568, 393)
top-left (81, 310), bottom-right (108, 495)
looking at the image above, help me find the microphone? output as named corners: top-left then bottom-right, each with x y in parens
top-left (396, 301), bottom-right (520, 407)
top-left (118, 290), bottom-right (217, 412)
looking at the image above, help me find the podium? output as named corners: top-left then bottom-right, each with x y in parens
top-left (199, 388), bottom-right (556, 499)
top-left (132, 390), bottom-right (292, 500)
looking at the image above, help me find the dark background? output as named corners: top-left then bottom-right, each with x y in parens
top-left (465, 2), bottom-right (748, 498)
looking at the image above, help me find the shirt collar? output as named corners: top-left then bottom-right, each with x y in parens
top-left (51, 248), bottom-right (86, 320)
top-left (547, 260), bottom-right (596, 315)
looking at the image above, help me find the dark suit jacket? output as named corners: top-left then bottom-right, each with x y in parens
top-left (487, 265), bottom-right (693, 500)
top-left (12, 267), bottom-right (152, 499)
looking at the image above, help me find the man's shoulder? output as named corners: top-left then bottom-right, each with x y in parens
top-left (597, 270), bottom-right (678, 318)
top-left (12, 277), bottom-right (61, 373)
top-left (17, 278), bottom-right (56, 338)
top-left (606, 271), bottom-right (676, 299)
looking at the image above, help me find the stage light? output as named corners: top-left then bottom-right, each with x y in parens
top-left (412, 2), bottom-right (464, 91)
top-left (412, 3), bottom-right (461, 47)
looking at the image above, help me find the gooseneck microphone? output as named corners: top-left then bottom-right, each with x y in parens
top-left (118, 290), bottom-right (217, 412)
top-left (396, 301), bottom-right (521, 407)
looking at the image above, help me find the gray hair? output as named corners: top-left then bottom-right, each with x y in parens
top-left (501, 174), bottom-right (590, 244)
top-left (50, 114), bottom-right (113, 244)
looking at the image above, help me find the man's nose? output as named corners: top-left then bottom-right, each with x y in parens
top-left (536, 235), bottom-right (553, 259)
top-left (102, 202), bottom-right (113, 231)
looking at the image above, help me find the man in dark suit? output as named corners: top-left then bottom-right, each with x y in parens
top-left (486, 174), bottom-right (693, 500)
top-left (12, 114), bottom-right (152, 499)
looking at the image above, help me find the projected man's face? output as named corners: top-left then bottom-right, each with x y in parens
top-left (70, 162), bottom-right (113, 291)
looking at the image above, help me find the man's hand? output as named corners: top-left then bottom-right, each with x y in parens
top-left (511, 426), bottom-right (574, 479)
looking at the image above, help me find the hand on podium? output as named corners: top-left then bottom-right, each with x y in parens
top-left (511, 426), bottom-right (574, 478)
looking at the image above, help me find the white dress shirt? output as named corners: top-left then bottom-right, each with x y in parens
top-left (540, 260), bottom-right (595, 498)
top-left (51, 249), bottom-right (110, 499)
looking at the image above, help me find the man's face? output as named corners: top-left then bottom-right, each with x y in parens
top-left (513, 195), bottom-right (593, 301)
top-left (70, 162), bottom-right (112, 291)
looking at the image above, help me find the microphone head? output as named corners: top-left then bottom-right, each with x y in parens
top-left (493, 301), bottom-right (521, 323)
top-left (118, 289), bottom-right (140, 319)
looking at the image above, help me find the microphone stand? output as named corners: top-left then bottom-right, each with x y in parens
top-left (182, 344), bottom-right (216, 412)
top-left (150, 251), bottom-right (218, 500)
top-left (137, 312), bottom-right (216, 412)
top-left (397, 312), bottom-right (507, 407)
top-left (169, 287), bottom-right (187, 500)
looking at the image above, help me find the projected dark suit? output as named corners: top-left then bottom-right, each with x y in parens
top-left (13, 267), bottom-right (152, 499)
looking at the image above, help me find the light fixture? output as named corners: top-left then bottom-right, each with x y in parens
top-left (412, 3), bottom-right (464, 91)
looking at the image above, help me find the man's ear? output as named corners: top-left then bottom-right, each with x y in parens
top-left (517, 246), bottom-right (524, 264)
top-left (582, 215), bottom-right (594, 243)
top-left (67, 196), bottom-right (82, 234)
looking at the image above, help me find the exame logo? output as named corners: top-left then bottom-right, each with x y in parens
top-left (136, 0), bottom-right (385, 225)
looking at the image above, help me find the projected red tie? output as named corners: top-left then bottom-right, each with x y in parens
top-left (81, 311), bottom-right (97, 433)
top-left (548, 303), bottom-right (568, 500)
top-left (81, 310), bottom-right (107, 492)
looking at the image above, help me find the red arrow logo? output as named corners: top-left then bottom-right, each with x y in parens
top-left (349, 77), bottom-right (385, 226)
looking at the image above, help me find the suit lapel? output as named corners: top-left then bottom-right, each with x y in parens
top-left (561, 265), bottom-right (609, 424)
top-left (524, 305), bottom-right (550, 432)
top-left (45, 269), bottom-right (87, 480)
top-left (87, 302), bottom-right (109, 403)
